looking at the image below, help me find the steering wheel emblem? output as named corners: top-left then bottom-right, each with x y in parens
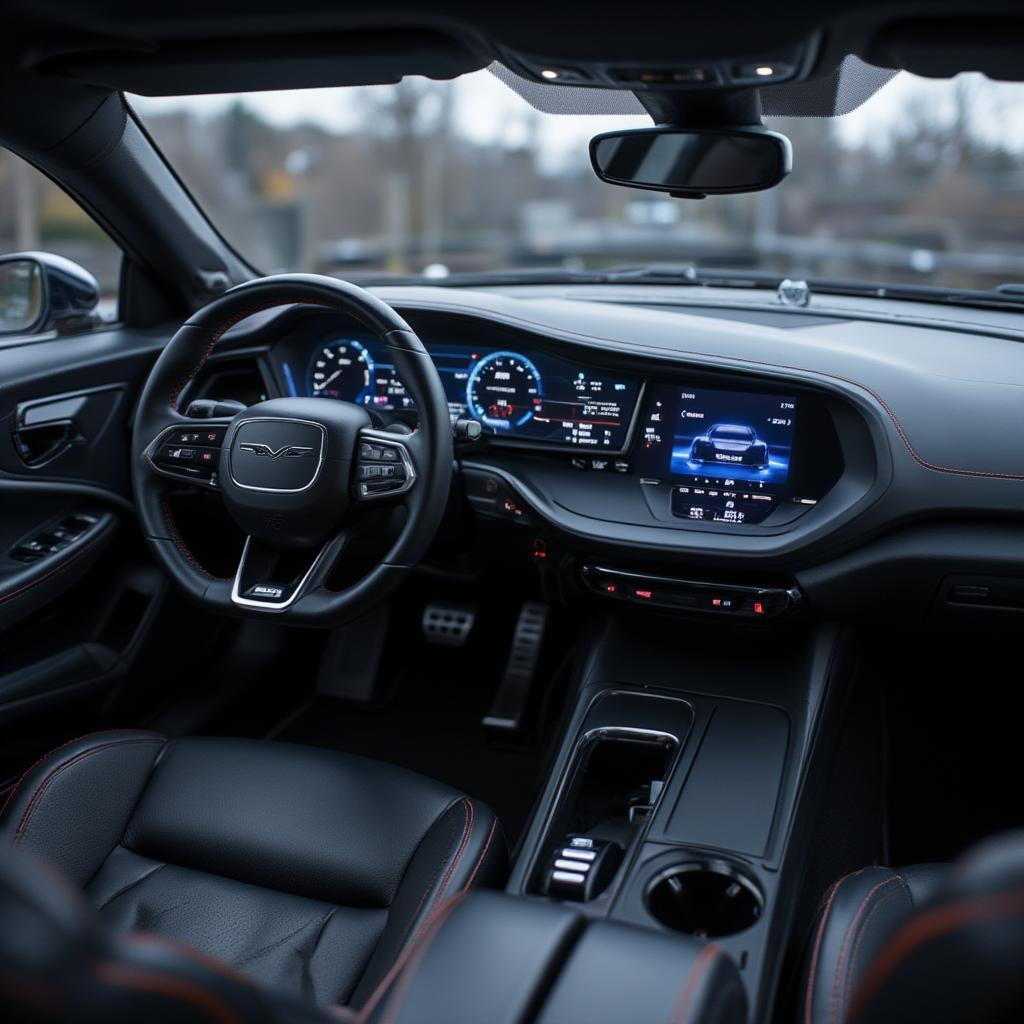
top-left (238, 442), bottom-right (316, 459)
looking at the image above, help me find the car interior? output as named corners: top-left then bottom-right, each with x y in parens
top-left (2, 2), bottom-right (1024, 1022)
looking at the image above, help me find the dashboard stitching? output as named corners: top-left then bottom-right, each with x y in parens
top-left (392, 300), bottom-right (1024, 481)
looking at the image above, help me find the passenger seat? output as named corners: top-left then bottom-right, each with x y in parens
top-left (802, 830), bottom-right (1024, 1023)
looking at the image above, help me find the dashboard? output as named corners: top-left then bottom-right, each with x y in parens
top-left (279, 332), bottom-right (640, 451)
top-left (14, 278), bottom-right (1024, 626)
top-left (268, 311), bottom-right (846, 531)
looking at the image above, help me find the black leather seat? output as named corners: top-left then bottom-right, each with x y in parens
top-left (0, 843), bottom-right (748, 1024)
top-left (802, 831), bottom-right (1024, 1023)
top-left (0, 730), bottom-right (506, 1010)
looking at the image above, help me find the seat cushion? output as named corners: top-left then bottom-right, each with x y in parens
top-left (0, 730), bottom-right (506, 1008)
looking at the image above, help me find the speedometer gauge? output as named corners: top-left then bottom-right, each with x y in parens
top-left (466, 351), bottom-right (542, 429)
top-left (308, 339), bottom-right (374, 403)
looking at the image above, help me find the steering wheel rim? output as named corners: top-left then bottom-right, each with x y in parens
top-left (131, 274), bottom-right (453, 626)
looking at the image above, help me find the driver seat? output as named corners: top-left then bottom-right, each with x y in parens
top-left (0, 730), bottom-right (506, 1010)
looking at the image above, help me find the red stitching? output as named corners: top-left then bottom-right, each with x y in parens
top-left (1, 729), bottom-right (163, 817)
top-left (431, 797), bottom-right (474, 905)
top-left (375, 892), bottom-right (469, 1024)
top-left (93, 960), bottom-right (243, 1024)
top-left (849, 888), bottom-right (1024, 1021)
top-left (667, 944), bottom-right (721, 1024)
top-left (356, 892), bottom-right (468, 1021)
top-left (0, 531), bottom-right (106, 607)
top-left (13, 736), bottom-right (165, 843)
top-left (830, 875), bottom-right (903, 1024)
top-left (168, 300), bottom-right (353, 410)
top-left (391, 801), bottom-right (462, 954)
top-left (840, 883), bottom-right (908, 1018)
top-left (464, 816), bottom-right (499, 891)
top-left (804, 869), bottom-right (866, 1024)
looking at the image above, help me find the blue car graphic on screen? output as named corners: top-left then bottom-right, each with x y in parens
top-left (688, 423), bottom-right (770, 468)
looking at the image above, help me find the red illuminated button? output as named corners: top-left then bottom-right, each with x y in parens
top-left (634, 589), bottom-right (654, 601)
top-left (753, 601), bottom-right (765, 615)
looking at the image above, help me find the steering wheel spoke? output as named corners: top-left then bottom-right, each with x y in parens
top-left (230, 530), bottom-right (351, 610)
top-left (143, 419), bottom-right (233, 490)
top-left (353, 427), bottom-right (418, 502)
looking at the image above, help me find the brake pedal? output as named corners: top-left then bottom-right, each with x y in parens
top-left (422, 602), bottom-right (476, 647)
top-left (483, 601), bottom-right (548, 734)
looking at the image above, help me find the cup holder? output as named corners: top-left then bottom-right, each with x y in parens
top-left (646, 861), bottom-right (763, 938)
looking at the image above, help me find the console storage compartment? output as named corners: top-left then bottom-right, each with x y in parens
top-left (524, 692), bottom-right (693, 901)
top-left (364, 890), bottom-right (748, 1024)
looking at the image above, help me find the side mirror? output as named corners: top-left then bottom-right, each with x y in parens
top-left (0, 252), bottom-right (100, 337)
top-left (590, 126), bottom-right (792, 199)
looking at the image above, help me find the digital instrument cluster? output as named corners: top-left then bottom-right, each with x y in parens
top-left (632, 383), bottom-right (800, 524)
top-left (279, 334), bottom-right (640, 450)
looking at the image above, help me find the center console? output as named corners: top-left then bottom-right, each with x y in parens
top-left (504, 613), bottom-right (855, 1022)
top-left (362, 615), bottom-right (853, 1024)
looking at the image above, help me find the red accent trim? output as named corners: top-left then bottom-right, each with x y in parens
top-left (356, 893), bottom-right (468, 1022)
top-left (849, 888), bottom-right (1024, 1021)
top-left (829, 875), bottom-right (903, 1024)
top-left (375, 892), bottom-right (469, 1024)
top-left (804, 869), bottom-right (866, 1024)
top-left (0, 730), bottom-right (164, 818)
top-left (391, 800), bottom-right (463, 954)
top-left (0, 530), bottom-right (106, 607)
top-left (169, 300), bottom-right (352, 410)
top-left (12, 736), bottom-right (165, 843)
top-left (432, 798), bottom-right (474, 905)
top-left (464, 816), bottom-right (500, 890)
top-left (93, 960), bottom-right (243, 1024)
top-left (668, 944), bottom-right (721, 1024)
top-left (841, 883), bottom-right (907, 1017)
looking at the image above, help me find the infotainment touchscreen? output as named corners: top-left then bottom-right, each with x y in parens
top-left (633, 383), bottom-right (798, 524)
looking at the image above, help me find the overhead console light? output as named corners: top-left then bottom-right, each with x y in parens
top-left (507, 38), bottom-right (817, 92)
top-left (612, 67), bottom-right (717, 86)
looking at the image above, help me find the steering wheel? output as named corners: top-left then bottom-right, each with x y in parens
top-left (131, 274), bottom-right (453, 626)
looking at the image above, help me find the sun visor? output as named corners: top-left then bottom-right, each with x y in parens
top-left (31, 29), bottom-right (486, 96)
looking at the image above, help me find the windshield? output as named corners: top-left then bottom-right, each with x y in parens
top-left (133, 70), bottom-right (1024, 291)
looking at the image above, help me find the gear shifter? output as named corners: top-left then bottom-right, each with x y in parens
top-left (542, 835), bottom-right (623, 901)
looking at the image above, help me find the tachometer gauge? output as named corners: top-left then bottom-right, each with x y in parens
top-left (308, 339), bottom-right (374, 403)
top-left (466, 351), bottom-right (542, 430)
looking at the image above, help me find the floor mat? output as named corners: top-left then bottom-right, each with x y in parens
top-left (272, 637), bottom-right (566, 846)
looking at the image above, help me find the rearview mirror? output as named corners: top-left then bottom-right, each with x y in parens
top-left (0, 252), bottom-right (100, 336)
top-left (589, 127), bottom-right (792, 198)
